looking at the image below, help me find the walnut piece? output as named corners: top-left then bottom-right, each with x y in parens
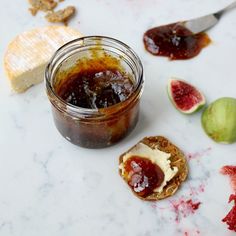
top-left (28, 0), bottom-right (57, 15)
top-left (45, 6), bottom-right (76, 24)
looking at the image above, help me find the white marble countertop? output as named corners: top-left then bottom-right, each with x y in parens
top-left (1, 0), bottom-right (236, 235)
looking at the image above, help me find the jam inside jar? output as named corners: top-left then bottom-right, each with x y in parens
top-left (55, 55), bottom-right (135, 109)
top-left (45, 36), bottom-right (144, 148)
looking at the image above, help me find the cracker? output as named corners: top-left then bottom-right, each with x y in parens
top-left (119, 136), bottom-right (188, 201)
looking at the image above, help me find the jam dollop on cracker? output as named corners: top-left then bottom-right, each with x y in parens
top-left (123, 156), bottom-right (164, 198)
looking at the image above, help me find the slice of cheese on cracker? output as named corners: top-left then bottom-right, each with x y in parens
top-left (4, 25), bottom-right (82, 93)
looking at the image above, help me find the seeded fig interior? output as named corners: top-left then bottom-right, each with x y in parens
top-left (168, 79), bottom-right (206, 114)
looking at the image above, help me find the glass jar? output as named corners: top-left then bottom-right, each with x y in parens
top-left (45, 36), bottom-right (144, 148)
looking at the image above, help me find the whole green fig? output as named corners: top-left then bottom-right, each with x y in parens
top-left (201, 97), bottom-right (236, 144)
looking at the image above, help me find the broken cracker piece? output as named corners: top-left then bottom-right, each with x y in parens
top-left (45, 6), bottom-right (76, 24)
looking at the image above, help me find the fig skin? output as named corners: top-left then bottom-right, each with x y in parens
top-left (201, 97), bottom-right (236, 144)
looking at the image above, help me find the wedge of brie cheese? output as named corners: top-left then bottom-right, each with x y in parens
top-left (120, 143), bottom-right (178, 193)
top-left (4, 26), bottom-right (82, 93)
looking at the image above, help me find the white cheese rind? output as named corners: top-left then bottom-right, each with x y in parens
top-left (119, 143), bottom-right (178, 193)
top-left (4, 25), bottom-right (82, 93)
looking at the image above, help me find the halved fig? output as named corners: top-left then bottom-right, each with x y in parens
top-left (167, 78), bottom-right (206, 114)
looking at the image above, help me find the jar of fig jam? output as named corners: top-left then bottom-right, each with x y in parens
top-left (45, 36), bottom-right (144, 148)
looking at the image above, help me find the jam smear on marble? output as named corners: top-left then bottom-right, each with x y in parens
top-left (221, 165), bottom-right (236, 232)
top-left (143, 23), bottom-right (211, 60)
top-left (124, 156), bottom-right (164, 198)
top-left (222, 194), bottom-right (236, 232)
top-left (171, 198), bottom-right (201, 223)
top-left (221, 165), bottom-right (236, 192)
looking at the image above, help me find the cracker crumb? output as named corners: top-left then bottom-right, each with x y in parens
top-left (29, 7), bottom-right (38, 16)
top-left (45, 6), bottom-right (76, 25)
top-left (28, 0), bottom-right (57, 15)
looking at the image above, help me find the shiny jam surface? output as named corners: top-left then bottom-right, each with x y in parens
top-left (55, 55), bottom-right (134, 109)
top-left (143, 23), bottom-right (211, 60)
top-left (124, 156), bottom-right (164, 198)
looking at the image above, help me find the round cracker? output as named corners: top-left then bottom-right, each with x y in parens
top-left (119, 136), bottom-right (188, 201)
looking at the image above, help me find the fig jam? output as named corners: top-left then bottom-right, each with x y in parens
top-left (47, 38), bottom-right (144, 149)
top-left (56, 67), bottom-right (134, 109)
top-left (124, 156), bottom-right (164, 198)
top-left (143, 23), bottom-right (211, 60)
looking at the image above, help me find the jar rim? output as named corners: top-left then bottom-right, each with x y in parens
top-left (45, 36), bottom-right (144, 117)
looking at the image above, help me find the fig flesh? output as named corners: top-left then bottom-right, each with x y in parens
top-left (167, 78), bottom-right (206, 114)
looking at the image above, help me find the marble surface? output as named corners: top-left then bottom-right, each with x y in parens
top-left (1, 0), bottom-right (236, 235)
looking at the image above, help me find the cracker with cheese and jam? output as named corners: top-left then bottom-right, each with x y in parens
top-left (119, 136), bottom-right (188, 201)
